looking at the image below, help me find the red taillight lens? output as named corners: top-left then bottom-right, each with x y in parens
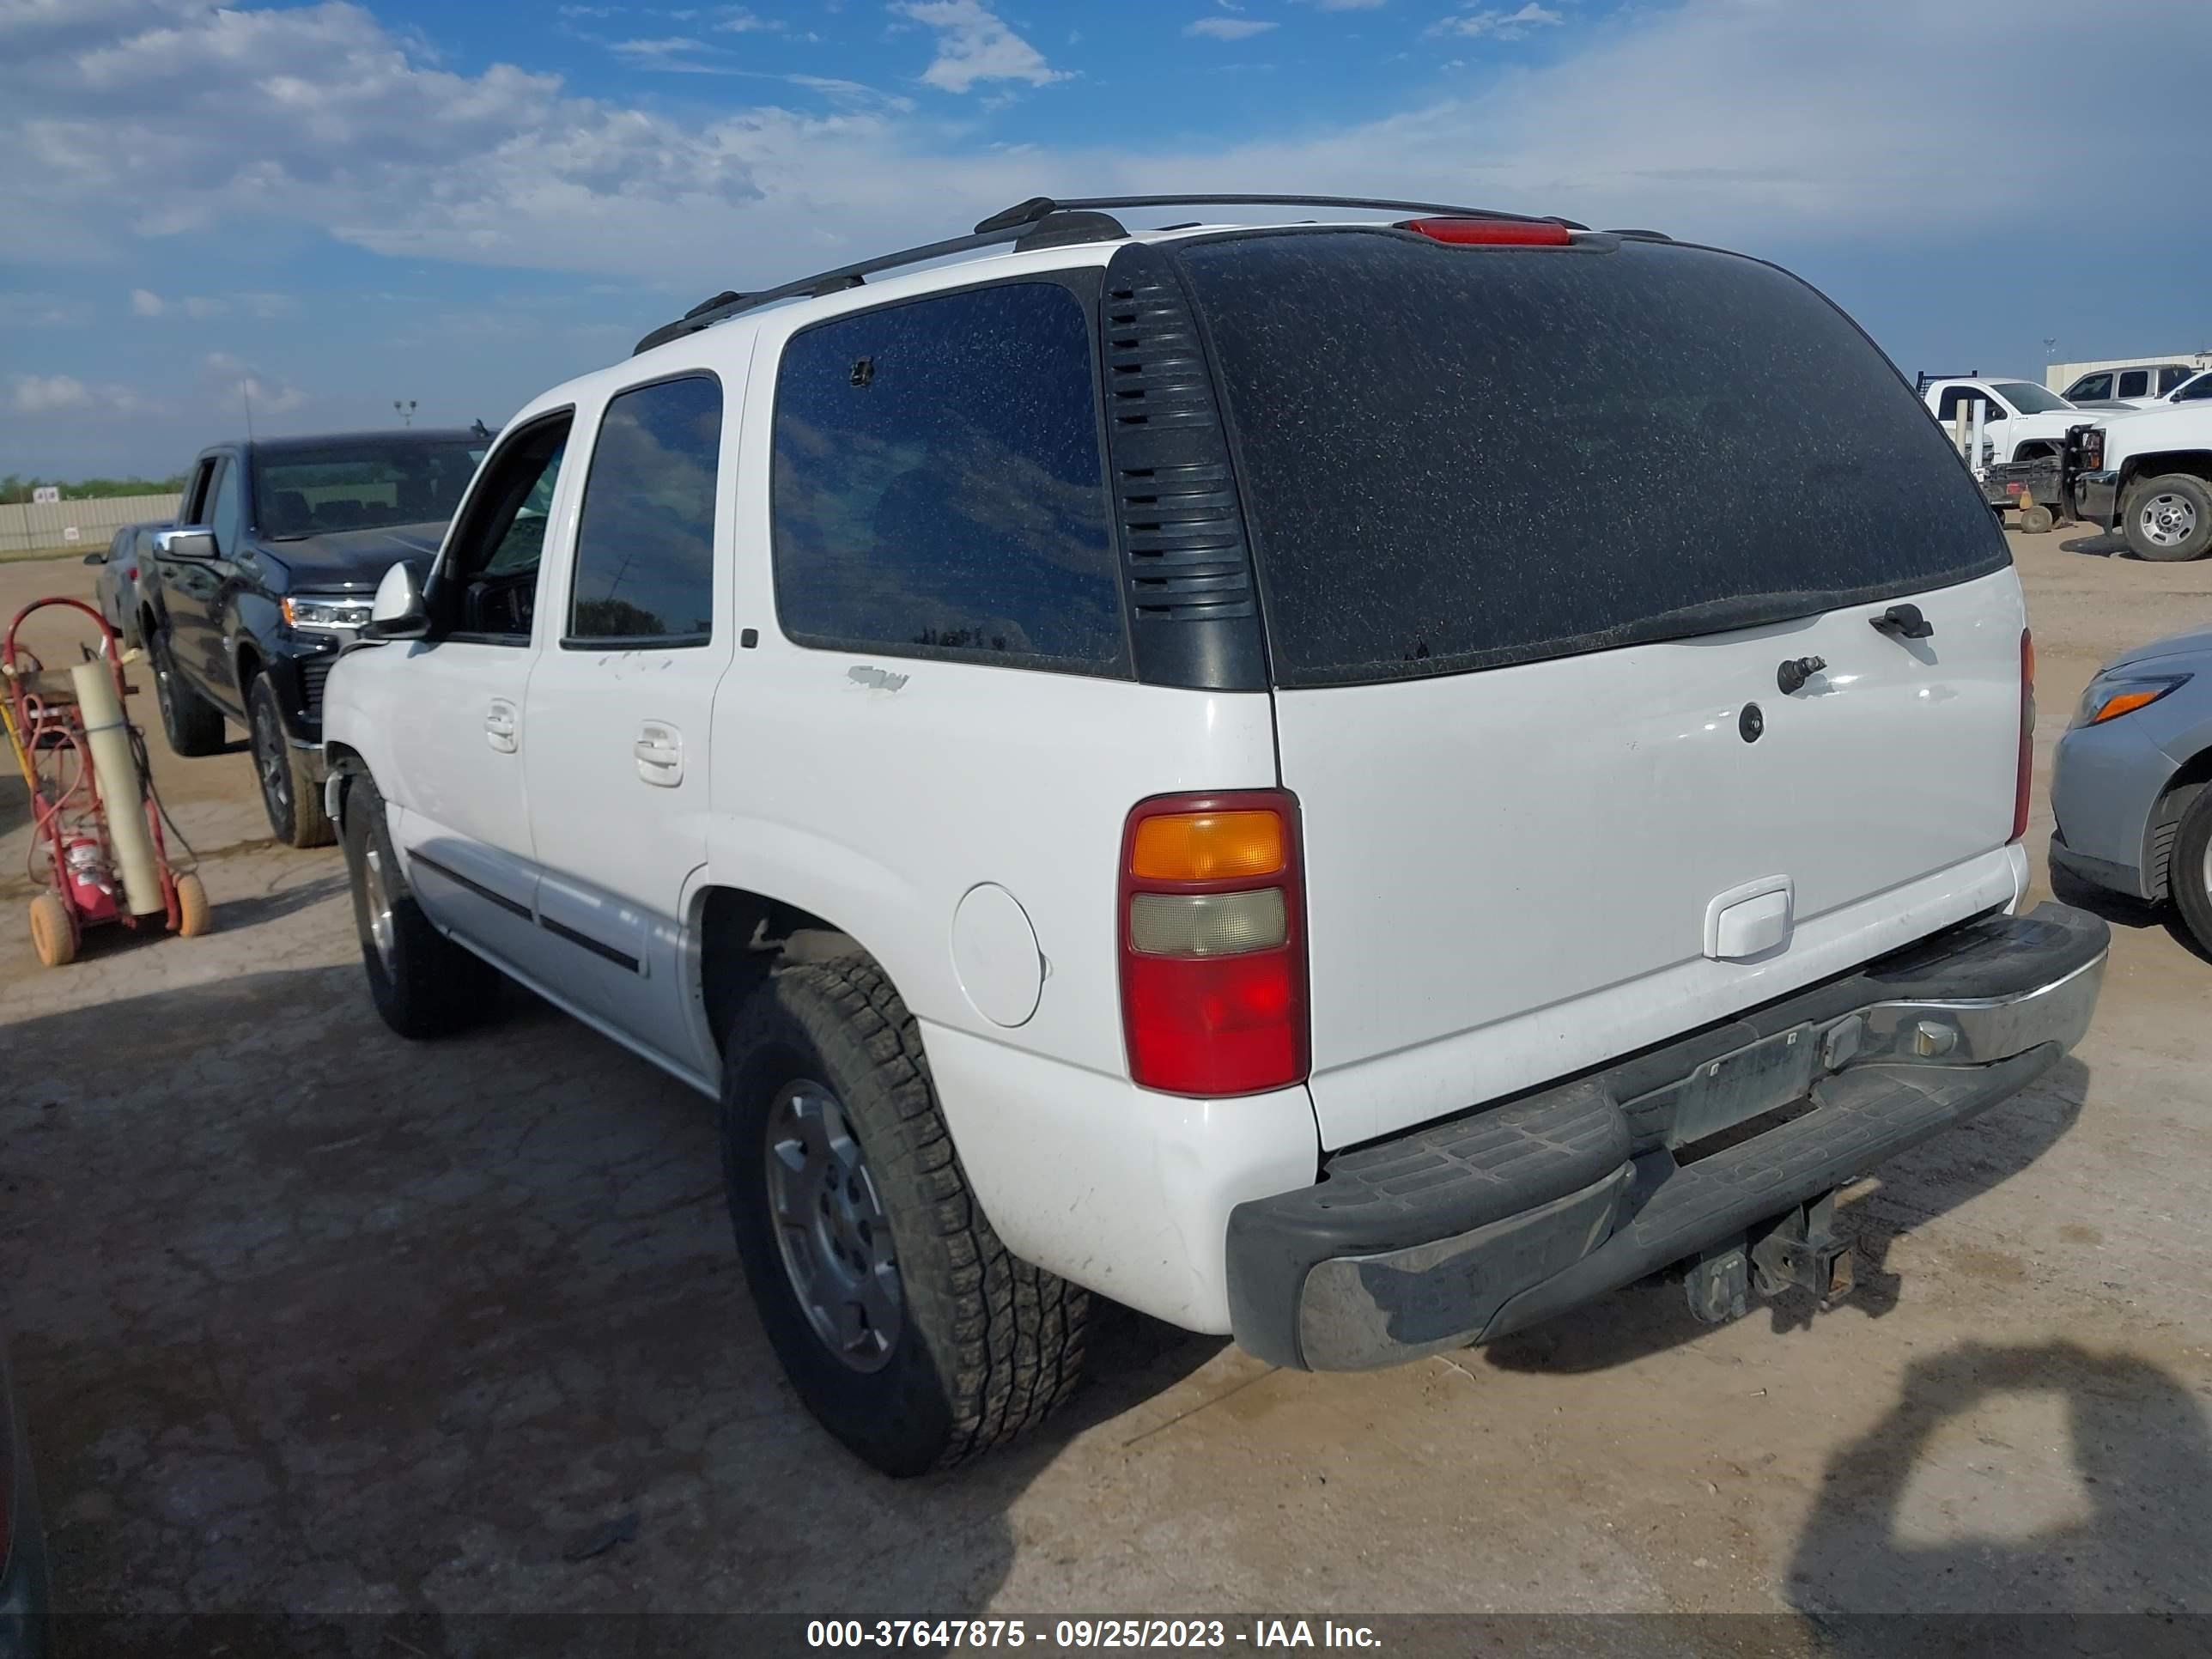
top-left (2012, 629), bottom-right (2035, 843)
top-left (1397, 216), bottom-right (1573, 246)
top-left (1120, 790), bottom-right (1309, 1097)
top-left (125, 565), bottom-right (138, 581)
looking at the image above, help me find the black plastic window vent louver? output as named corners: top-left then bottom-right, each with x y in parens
top-left (1099, 244), bottom-right (1267, 691)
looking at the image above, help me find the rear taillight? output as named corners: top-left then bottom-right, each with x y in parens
top-left (125, 565), bottom-right (137, 582)
top-left (1119, 790), bottom-right (1308, 1097)
top-left (1396, 216), bottom-right (1573, 246)
top-left (2012, 629), bottom-right (2035, 843)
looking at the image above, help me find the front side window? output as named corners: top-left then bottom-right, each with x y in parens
top-left (566, 375), bottom-right (721, 645)
top-left (1994, 381), bottom-right (2068, 414)
top-left (434, 415), bottom-right (572, 643)
top-left (2068, 373), bottom-right (2114, 401)
top-left (2172, 373), bottom-right (2212, 403)
top-left (770, 281), bottom-right (1125, 673)
top-left (210, 459), bottom-right (242, 556)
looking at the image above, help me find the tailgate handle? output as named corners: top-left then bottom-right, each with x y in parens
top-left (1870, 603), bottom-right (1934, 641)
top-left (1705, 877), bottom-right (1794, 962)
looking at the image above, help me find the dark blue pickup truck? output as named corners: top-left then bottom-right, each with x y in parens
top-left (146, 429), bottom-right (485, 845)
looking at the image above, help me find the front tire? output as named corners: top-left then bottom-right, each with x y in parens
top-left (150, 630), bottom-right (225, 757)
top-left (2171, 788), bottom-right (2212, 957)
top-left (720, 957), bottom-right (1088, 1475)
top-left (2123, 473), bottom-right (2212, 561)
top-left (247, 676), bottom-right (333, 848)
top-left (340, 772), bottom-right (500, 1039)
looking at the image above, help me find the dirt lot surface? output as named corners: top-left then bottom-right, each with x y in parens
top-left (4, 527), bottom-right (2212, 1654)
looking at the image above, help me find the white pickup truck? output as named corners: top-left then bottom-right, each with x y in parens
top-left (1920, 376), bottom-right (2114, 467)
top-left (2069, 398), bottom-right (2212, 560)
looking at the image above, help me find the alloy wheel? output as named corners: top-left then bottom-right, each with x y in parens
top-left (762, 1079), bottom-right (903, 1373)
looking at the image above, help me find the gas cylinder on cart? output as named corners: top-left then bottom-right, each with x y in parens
top-left (61, 836), bottom-right (123, 925)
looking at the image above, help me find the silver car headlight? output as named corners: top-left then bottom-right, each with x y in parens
top-left (2070, 672), bottom-right (2191, 729)
top-left (280, 594), bottom-right (374, 632)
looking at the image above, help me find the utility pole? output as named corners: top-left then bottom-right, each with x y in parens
top-left (242, 379), bottom-right (255, 442)
top-left (393, 399), bottom-right (416, 428)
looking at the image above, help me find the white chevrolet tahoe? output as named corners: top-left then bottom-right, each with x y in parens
top-left (2069, 392), bottom-right (2212, 561)
top-left (322, 194), bottom-right (2111, 1476)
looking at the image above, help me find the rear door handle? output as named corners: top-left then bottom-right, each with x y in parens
top-left (484, 699), bottom-right (519, 753)
top-left (635, 721), bottom-right (683, 787)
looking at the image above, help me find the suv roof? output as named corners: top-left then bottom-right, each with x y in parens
top-left (631, 193), bottom-right (1656, 355)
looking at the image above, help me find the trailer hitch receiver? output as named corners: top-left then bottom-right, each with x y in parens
top-left (1749, 1191), bottom-right (1856, 1301)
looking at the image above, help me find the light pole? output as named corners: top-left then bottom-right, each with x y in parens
top-left (393, 399), bottom-right (416, 428)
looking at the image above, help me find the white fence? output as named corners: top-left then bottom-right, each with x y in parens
top-left (0, 494), bottom-right (183, 557)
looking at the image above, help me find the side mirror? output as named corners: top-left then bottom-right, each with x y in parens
top-left (361, 561), bottom-right (428, 641)
top-left (155, 526), bottom-right (217, 561)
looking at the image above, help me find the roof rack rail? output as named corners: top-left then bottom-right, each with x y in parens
top-left (633, 208), bottom-right (1130, 355)
top-left (633, 193), bottom-right (1595, 356)
top-left (1913, 369), bottom-right (1979, 394)
top-left (972, 193), bottom-right (1586, 234)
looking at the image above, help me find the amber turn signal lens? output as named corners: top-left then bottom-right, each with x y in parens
top-left (2089, 690), bottom-right (2161, 724)
top-left (1129, 810), bottom-right (1285, 882)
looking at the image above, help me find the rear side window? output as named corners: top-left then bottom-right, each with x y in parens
top-left (1176, 233), bottom-right (2009, 688)
top-left (1936, 386), bottom-right (2002, 421)
top-left (2118, 370), bottom-right (2151, 398)
top-left (568, 374), bottom-right (721, 646)
top-left (770, 280), bottom-right (1126, 674)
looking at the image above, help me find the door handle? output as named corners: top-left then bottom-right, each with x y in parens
top-left (484, 699), bottom-right (519, 754)
top-left (634, 721), bottom-right (683, 787)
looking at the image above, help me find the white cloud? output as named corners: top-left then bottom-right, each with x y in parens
top-left (610, 35), bottom-right (717, 57)
top-left (715, 6), bottom-right (777, 29)
top-left (893, 0), bottom-right (1066, 94)
top-left (1310, 0), bottom-right (1387, 8)
top-left (126, 288), bottom-right (234, 319)
top-left (2, 0), bottom-right (2207, 296)
top-left (12, 374), bottom-right (94, 413)
top-left (0, 290), bottom-right (95, 327)
top-left (1187, 16), bottom-right (1278, 40)
top-left (204, 350), bottom-right (306, 415)
top-left (1435, 3), bottom-right (1562, 40)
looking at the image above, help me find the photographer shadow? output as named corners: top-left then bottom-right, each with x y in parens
top-left (1788, 1340), bottom-right (2212, 1650)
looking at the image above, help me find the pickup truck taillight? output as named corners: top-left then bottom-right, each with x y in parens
top-left (1119, 790), bottom-right (1309, 1097)
top-left (2012, 629), bottom-right (2035, 844)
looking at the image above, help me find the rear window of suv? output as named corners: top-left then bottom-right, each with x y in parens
top-left (1176, 232), bottom-right (2009, 688)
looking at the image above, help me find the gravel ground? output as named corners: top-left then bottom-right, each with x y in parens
top-left (3, 524), bottom-right (2210, 1656)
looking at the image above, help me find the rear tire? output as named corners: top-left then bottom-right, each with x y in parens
top-left (149, 629), bottom-right (225, 757)
top-left (248, 676), bottom-right (333, 848)
top-left (340, 772), bottom-right (500, 1039)
top-left (29, 893), bottom-right (77, 968)
top-left (2122, 473), bottom-right (2212, 561)
top-left (2171, 788), bottom-right (2212, 958)
top-left (720, 957), bottom-right (1088, 1476)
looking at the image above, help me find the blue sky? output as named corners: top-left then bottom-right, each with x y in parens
top-left (3, 0), bottom-right (2209, 477)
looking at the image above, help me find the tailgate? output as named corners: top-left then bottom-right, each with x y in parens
top-left (1276, 569), bottom-right (2027, 1146)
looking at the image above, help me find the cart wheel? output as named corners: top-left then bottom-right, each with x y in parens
top-left (174, 872), bottom-right (214, 938)
top-left (2020, 505), bottom-right (2055, 534)
top-left (29, 893), bottom-right (78, 968)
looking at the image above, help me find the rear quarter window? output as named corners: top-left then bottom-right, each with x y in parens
top-left (769, 279), bottom-right (1127, 675)
top-left (1176, 233), bottom-right (2008, 687)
